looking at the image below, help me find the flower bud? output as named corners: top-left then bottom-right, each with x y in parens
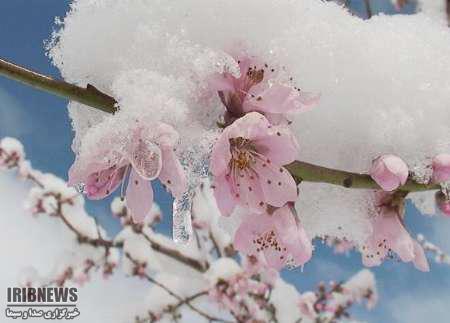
top-left (435, 191), bottom-right (450, 217)
top-left (432, 154), bottom-right (450, 183)
top-left (369, 155), bottom-right (409, 191)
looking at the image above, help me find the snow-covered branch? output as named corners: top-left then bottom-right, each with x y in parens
top-left (0, 57), bottom-right (441, 194)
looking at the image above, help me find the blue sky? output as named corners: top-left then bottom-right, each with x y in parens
top-left (0, 1), bottom-right (449, 322)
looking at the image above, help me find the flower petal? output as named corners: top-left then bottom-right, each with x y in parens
top-left (253, 125), bottom-right (299, 166)
top-left (209, 73), bottom-right (236, 92)
top-left (212, 174), bottom-right (237, 217)
top-left (235, 169), bottom-right (266, 212)
top-left (245, 84), bottom-right (319, 115)
top-left (252, 157), bottom-right (298, 207)
top-left (226, 112), bottom-right (271, 141)
top-left (85, 165), bottom-right (127, 200)
top-left (126, 169), bottom-right (153, 223)
top-left (233, 213), bottom-right (272, 255)
top-left (274, 207), bottom-right (312, 266)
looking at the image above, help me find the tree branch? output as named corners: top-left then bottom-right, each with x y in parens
top-left (0, 57), bottom-right (441, 193)
top-left (285, 161), bottom-right (440, 192)
top-left (126, 253), bottom-right (232, 323)
top-left (364, 0), bottom-right (372, 19)
top-left (0, 58), bottom-right (117, 114)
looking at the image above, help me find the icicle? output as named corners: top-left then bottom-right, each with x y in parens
top-left (172, 189), bottom-right (194, 244)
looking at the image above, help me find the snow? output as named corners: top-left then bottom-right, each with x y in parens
top-left (270, 277), bottom-right (303, 323)
top-left (205, 258), bottom-right (242, 285)
top-left (342, 269), bottom-right (377, 309)
top-left (49, 0), bottom-right (450, 245)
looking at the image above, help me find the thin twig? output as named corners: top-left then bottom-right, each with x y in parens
top-left (125, 253), bottom-right (232, 323)
top-left (364, 0), bottom-right (372, 19)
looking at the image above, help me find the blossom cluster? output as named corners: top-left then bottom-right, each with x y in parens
top-left (0, 137), bottom-right (378, 323)
top-left (298, 270), bottom-right (377, 323)
top-left (63, 46), bottom-right (450, 273)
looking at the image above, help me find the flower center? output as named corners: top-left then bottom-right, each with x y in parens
top-left (245, 66), bottom-right (264, 89)
top-left (234, 151), bottom-right (252, 170)
top-left (229, 138), bottom-right (255, 171)
top-left (253, 229), bottom-right (287, 257)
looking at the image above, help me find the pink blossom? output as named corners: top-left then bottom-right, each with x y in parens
top-left (435, 191), bottom-right (450, 217)
top-left (210, 112), bottom-right (299, 216)
top-left (211, 53), bottom-right (318, 125)
top-left (298, 291), bottom-right (318, 320)
top-left (369, 155), bottom-right (409, 191)
top-left (208, 272), bottom-right (268, 322)
top-left (432, 153), bottom-right (450, 183)
top-left (242, 254), bottom-right (279, 286)
top-left (361, 192), bottom-right (429, 271)
top-left (68, 123), bottom-right (186, 222)
top-left (234, 205), bottom-right (312, 270)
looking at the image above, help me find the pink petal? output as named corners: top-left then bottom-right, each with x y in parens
top-left (435, 191), bottom-right (450, 217)
top-left (233, 213), bottom-right (266, 255)
top-left (85, 165), bottom-right (127, 200)
top-left (212, 175), bottom-right (237, 217)
top-left (362, 211), bottom-right (415, 267)
top-left (210, 132), bottom-right (232, 176)
top-left (253, 125), bottom-right (299, 166)
top-left (245, 84), bottom-right (319, 115)
top-left (129, 139), bottom-right (162, 180)
top-left (234, 170), bottom-right (266, 212)
top-left (274, 207), bottom-right (312, 266)
top-left (382, 215), bottom-right (415, 263)
top-left (412, 240), bottom-right (430, 272)
top-left (158, 147), bottom-right (187, 198)
top-left (432, 153), bottom-right (450, 183)
top-left (370, 155), bottom-right (409, 191)
top-left (252, 157), bottom-right (298, 207)
top-left (209, 73), bottom-right (236, 92)
top-left (126, 169), bottom-right (153, 223)
top-left (226, 112), bottom-right (272, 141)
top-left (244, 84), bottom-right (293, 113)
top-left (68, 152), bottom-right (124, 186)
top-left (263, 246), bottom-right (287, 270)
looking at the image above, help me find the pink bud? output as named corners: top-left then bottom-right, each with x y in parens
top-left (369, 155), bottom-right (409, 191)
top-left (432, 154), bottom-right (450, 183)
top-left (435, 191), bottom-right (450, 217)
